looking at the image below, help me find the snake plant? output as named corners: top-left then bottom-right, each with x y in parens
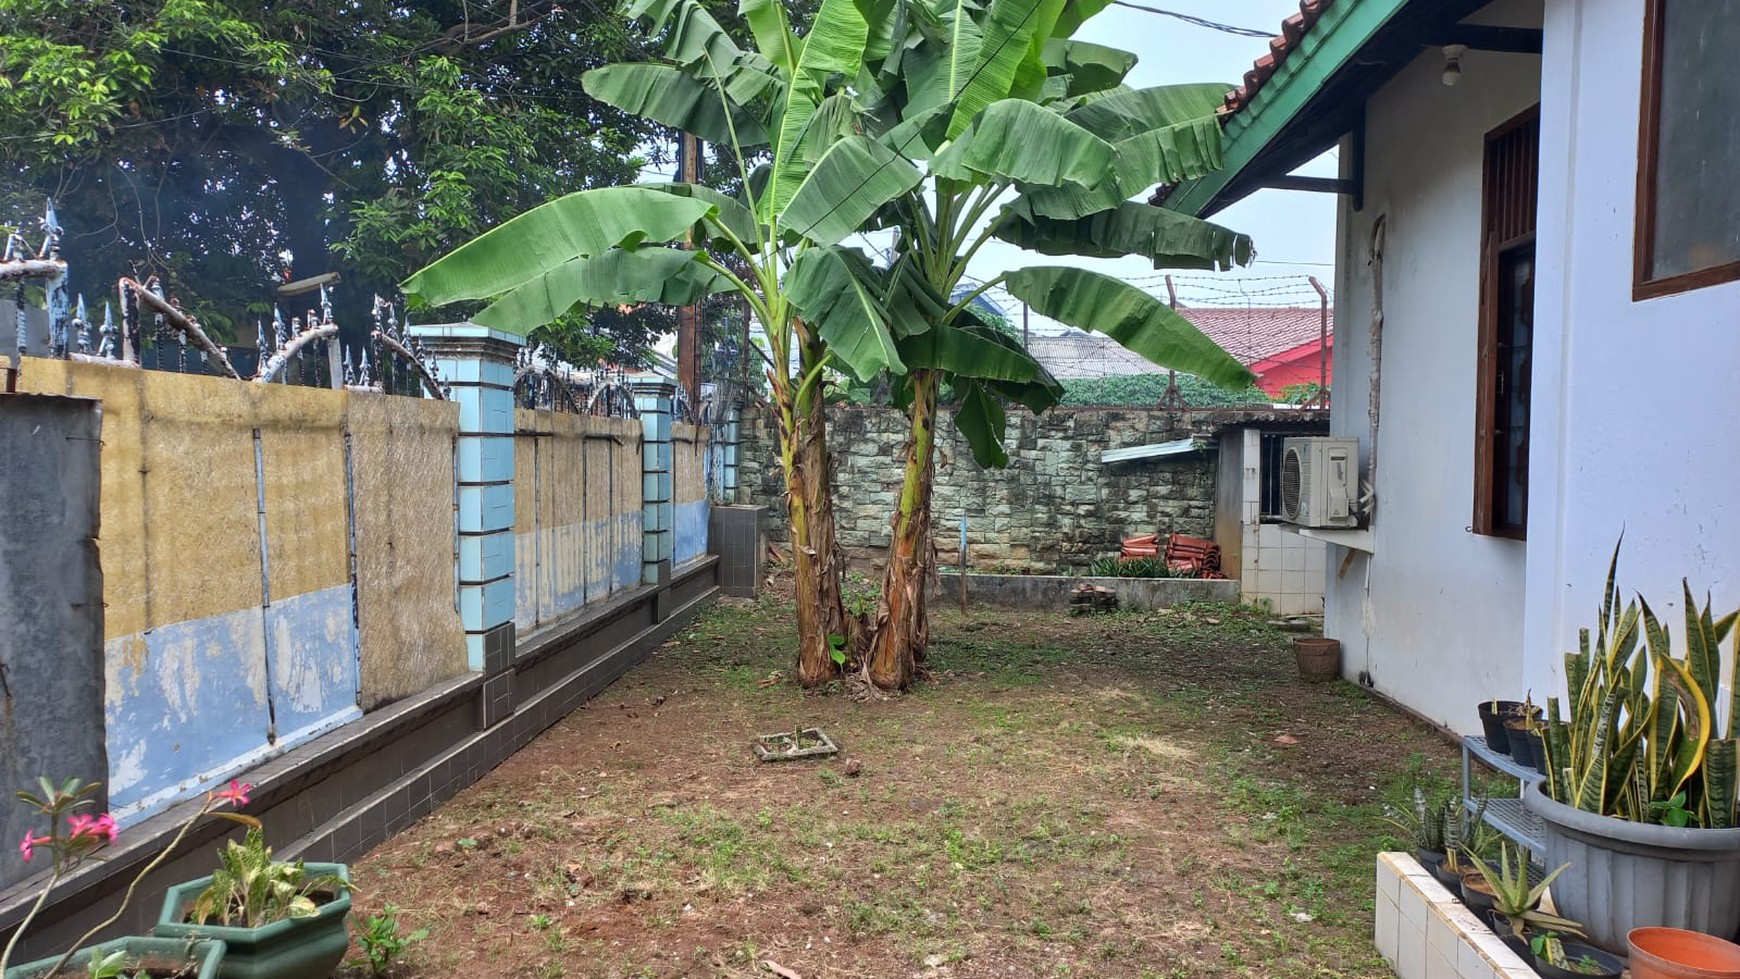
top-left (1539, 541), bottom-right (1740, 827)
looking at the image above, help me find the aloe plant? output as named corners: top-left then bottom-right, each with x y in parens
top-left (1540, 540), bottom-right (1740, 827)
top-left (1467, 842), bottom-right (1582, 940)
top-left (186, 828), bottom-right (349, 928)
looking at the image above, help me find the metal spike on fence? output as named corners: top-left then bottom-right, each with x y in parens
top-left (13, 283), bottom-right (25, 360)
top-left (74, 294), bottom-right (91, 354)
top-left (343, 345), bottom-right (355, 386)
top-left (38, 200), bottom-right (61, 260)
top-left (177, 323), bottom-right (188, 372)
top-left (273, 307), bottom-right (289, 353)
top-left (99, 302), bottom-right (117, 359)
top-left (149, 279), bottom-right (168, 358)
top-left (358, 348), bottom-right (372, 388)
top-left (318, 283), bottom-right (333, 325)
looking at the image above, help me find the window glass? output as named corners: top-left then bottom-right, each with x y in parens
top-left (1645, 1), bottom-right (1740, 281)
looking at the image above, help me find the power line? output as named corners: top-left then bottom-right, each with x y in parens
top-left (1107, 3), bottom-right (1274, 38)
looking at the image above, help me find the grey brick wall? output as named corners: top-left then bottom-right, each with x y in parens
top-left (737, 404), bottom-right (1219, 572)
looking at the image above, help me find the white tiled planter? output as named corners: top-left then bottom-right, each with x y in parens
top-left (1375, 852), bottom-right (1537, 979)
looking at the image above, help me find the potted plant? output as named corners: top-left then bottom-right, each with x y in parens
top-left (1503, 695), bottom-right (1543, 769)
top-left (2, 777), bottom-right (253, 979)
top-left (1431, 795), bottom-right (1498, 891)
top-left (1527, 543), bottom-right (1740, 951)
top-left (1478, 699), bottom-right (1525, 752)
top-left (153, 828), bottom-right (352, 979)
top-left (1383, 786), bottom-right (1448, 869)
top-left (1530, 933), bottom-right (1624, 979)
top-left (1628, 927), bottom-right (1740, 979)
top-left (1292, 636), bottom-right (1340, 682)
top-left (1466, 842), bottom-right (1580, 956)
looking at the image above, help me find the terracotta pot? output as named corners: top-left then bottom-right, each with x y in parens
top-left (1628, 927), bottom-right (1740, 979)
top-left (1293, 637), bottom-right (1340, 682)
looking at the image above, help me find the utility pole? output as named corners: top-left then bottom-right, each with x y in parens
top-left (1022, 302), bottom-right (1029, 346)
top-left (1159, 275), bottom-right (1186, 409)
top-left (676, 132), bottom-right (702, 408)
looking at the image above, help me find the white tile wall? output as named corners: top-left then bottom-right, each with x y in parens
top-left (1375, 853), bottom-right (1536, 979)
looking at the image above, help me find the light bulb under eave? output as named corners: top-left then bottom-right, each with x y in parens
top-left (1442, 61), bottom-right (1462, 86)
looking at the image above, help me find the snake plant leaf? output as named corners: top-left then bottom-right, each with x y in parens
top-left (952, 378), bottom-right (1010, 468)
top-left (764, 0), bottom-right (871, 221)
top-left (582, 64), bottom-right (769, 146)
top-left (1686, 581), bottom-right (1724, 728)
top-left (1064, 82), bottom-right (1230, 141)
top-left (1572, 686), bottom-right (1625, 813)
top-left (1705, 738), bottom-right (1738, 829)
top-left (473, 249), bottom-right (725, 334)
top-left (401, 187), bottom-right (716, 310)
top-left (784, 246), bottom-right (904, 381)
top-left (931, 100), bottom-right (1116, 188)
top-left (996, 200), bottom-right (1253, 271)
top-left (1005, 266), bottom-right (1254, 388)
top-left (1655, 648), bottom-right (1713, 803)
top-left (783, 135), bottom-right (925, 245)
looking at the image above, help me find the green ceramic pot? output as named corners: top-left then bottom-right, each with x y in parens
top-left (3, 936), bottom-right (225, 979)
top-left (152, 864), bottom-right (350, 979)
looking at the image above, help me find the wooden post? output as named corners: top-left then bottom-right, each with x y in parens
top-left (676, 132), bottom-right (702, 406)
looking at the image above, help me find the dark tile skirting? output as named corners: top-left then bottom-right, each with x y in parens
top-left (0, 557), bottom-right (719, 957)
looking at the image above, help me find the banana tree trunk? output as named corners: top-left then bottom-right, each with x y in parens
top-left (779, 341), bottom-right (852, 688)
top-left (868, 370), bottom-right (938, 690)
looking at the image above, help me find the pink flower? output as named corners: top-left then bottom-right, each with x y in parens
top-left (19, 830), bottom-right (49, 862)
top-left (69, 814), bottom-right (118, 843)
top-left (211, 780), bottom-right (251, 807)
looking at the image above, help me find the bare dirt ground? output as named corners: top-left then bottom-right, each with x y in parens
top-left (347, 584), bottom-right (1467, 979)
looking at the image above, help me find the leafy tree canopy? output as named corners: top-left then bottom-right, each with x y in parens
top-left (0, 0), bottom-right (702, 357)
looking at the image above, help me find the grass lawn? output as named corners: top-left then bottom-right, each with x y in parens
top-left (347, 584), bottom-right (1477, 978)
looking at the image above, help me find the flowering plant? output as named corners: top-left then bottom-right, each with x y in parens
top-left (1, 777), bottom-right (259, 979)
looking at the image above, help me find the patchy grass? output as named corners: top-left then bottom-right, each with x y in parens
top-left (350, 588), bottom-right (1476, 978)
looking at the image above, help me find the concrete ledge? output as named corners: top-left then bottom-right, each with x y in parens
top-left (0, 571), bottom-right (718, 957)
top-left (1376, 851), bottom-right (1535, 979)
top-left (932, 573), bottom-right (1239, 610)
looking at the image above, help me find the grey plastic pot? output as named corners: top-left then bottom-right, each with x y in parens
top-left (1525, 783), bottom-right (1740, 952)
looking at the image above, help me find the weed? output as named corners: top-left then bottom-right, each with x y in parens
top-left (353, 904), bottom-right (429, 977)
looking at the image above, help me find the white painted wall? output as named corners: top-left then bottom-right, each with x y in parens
top-left (1519, 0), bottom-right (1740, 702)
top-left (1325, 4), bottom-right (1543, 731)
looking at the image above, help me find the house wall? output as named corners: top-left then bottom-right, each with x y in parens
top-left (1519, 0), bottom-right (1740, 699)
top-left (1325, 9), bottom-right (1543, 731)
top-left (1231, 430), bottom-right (1329, 616)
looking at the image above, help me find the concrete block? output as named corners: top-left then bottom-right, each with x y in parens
top-left (1427, 950), bottom-right (1459, 979)
top-left (1376, 892), bottom-right (1400, 965)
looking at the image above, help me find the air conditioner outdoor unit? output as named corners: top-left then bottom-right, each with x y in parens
top-left (1280, 437), bottom-right (1359, 528)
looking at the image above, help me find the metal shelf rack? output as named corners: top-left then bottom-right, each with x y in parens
top-left (1460, 735), bottom-right (1545, 854)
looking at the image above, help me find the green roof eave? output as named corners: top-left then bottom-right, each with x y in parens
top-left (1165, 0), bottom-right (1410, 218)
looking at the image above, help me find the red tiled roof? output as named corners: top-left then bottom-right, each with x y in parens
top-left (1028, 305), bottom-right (1332, 380)
top-left (1148, 1), bottom-right (1337, 208)
top-left (1224, 1), bottom-right (1337, 115)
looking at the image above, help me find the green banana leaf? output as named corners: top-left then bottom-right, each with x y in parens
top-left (947, 0), bottom-right (1067, 136)
top-left (582, 63), bottom-right (769, 146)
top-left (1065, 82), bottom-right (1230, 140)
top-left (1041, 38), bottom-right (1137, 97)
top-left (635, 182), bottom-right (762, 252)
top-left (628, 0), bottom-right (745, 74)
top-left (784, 246), bottom-right (904, 380)
top-left (930, 99), bottom-right (1116, 188)
top-left (996, 199), bottom-right (1252, 270)
top-left (951, 377), bottom-right (1010, 467)
top-left (901, 0), bottom-right (983, 120)
top-left (784, 135), bottom-right (925, 245)
top-left (1020, 114), bottom-right (1226, 219)
top-left (1005, 266), bottom-right (1254, 388)
top-left (738, 0), bottom-right (801, 71)
top-left (897, 321), bottom-right (1040, 382)
top-left (401, 187), bottom-right (715, 310)
top-left (473, 248), bottom-right (724, 333)
top-left (764, 0), bottom-right (871, 221)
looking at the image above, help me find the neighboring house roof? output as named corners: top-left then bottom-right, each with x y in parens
top-left (1029, 306), bottom-right (1332, 380)
top-left (1157, 0), bottom-right (1519, 217)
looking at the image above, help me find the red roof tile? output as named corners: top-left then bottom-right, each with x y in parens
top-left (1029, 306), bottom-right (1332, 380)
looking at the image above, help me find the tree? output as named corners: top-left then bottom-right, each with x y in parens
top-left (401, 0), bottom-right (929, 686)
top-left (818, 0), bottom-right (1259, 688)
top-left (0, 0), bottom-right (669, 358)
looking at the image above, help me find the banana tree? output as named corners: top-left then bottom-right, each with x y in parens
top-left (832, 0), bottom-right (1259, 688)
top-left (402, 0), bottom-right (928, 686)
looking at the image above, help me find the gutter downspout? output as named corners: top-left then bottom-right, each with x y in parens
top-left (1364, 216), bottom-right (1386, 524)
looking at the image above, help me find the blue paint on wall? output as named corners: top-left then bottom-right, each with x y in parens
top-left (106, 584), bottom-right (363, 826)
top-left (675, 500), bottom-right (710, 566)
top-left (613, 512), bottom-right (642, 593)
top-left (265, 585), bottom-right (362, 743)
top-left (106, 608), bottom-right (273, 821)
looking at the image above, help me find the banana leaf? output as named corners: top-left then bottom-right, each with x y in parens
top-left (582, 63), bottom-right (769, 146)
top-left (784, 246), bottom-right (903, 380)
top-left (930, 99), bottom-right (1116, 189)
top-left (764, 0), bottom-right (871, 221)
top-left (472, 248), bottom-right (724, 333)
top-left (996, 199), bottom-right (1251, 271)
top-left (783, 135), bottom-right (925, 245)
top-left (1005, 266), bottom-right (1254, 388)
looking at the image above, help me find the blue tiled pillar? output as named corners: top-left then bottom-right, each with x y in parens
top-left (409, 322), bottom-right (521, 729)
top-left (632, 379), bottom-right (675, 606)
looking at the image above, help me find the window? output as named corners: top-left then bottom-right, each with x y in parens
top-left (1258, 433), bottom-right (1287, 519)
top-left (1634, 0), bottom-right (1740, 299)
top-left (1474, 107), bottom-right (1539, 539)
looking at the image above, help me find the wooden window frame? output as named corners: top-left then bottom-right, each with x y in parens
top-left (1474, 105), bottom-right (1540, 540)
top-left (1633, 0), bottom-right (1740, 300)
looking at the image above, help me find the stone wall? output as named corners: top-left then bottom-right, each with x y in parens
top-left (738, 405), bottom-right (1221, 571)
